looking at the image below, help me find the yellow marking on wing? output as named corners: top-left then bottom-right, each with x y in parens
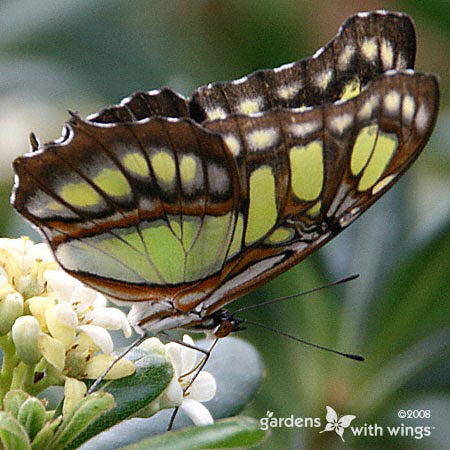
top-left (180, 155), bottom-right (197, 184)
top-left (306, 200), bottom-right (322, 218)
top-left (245, 166), bottom-right (278, 244)
top-left (289, 141), bottom-right (323, 201)
top-left (266, 227), bottom-right (295, 244)
top-left (142, 223), bottom-right (185, 284)
top-left (186, 213), bottom-right (233, 281)
top-left (48, 200), bottom-right (64, 211)
top-left (151, 151), bottom-right (176, 184)
top-left (60, 182), bottom-right (100, 207)
top-left (351, 124), bottom-right (378, 176)
top-left (228, 214), bottom-right (244, 258)
top-left (94, 168), bottom-right (130, 197)
top-left (341, 79), bottom-right (360, 100)
top-left (122, 153), bottom-right (149, 177)
top-left (358, 132), bottom-right (398, 191)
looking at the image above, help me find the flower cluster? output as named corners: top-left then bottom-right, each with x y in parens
top-left (0, 237), bottom-right (134, 406)
top-left (0, 236), bottom-right (217, 449)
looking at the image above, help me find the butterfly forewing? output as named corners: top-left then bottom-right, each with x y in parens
top-left (11, 11), bottom-right (439, 332)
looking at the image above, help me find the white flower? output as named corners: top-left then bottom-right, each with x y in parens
top-left (44, 269), bottom-right (132, 350)
top-left (162, 335), bottom-right (216, 426)
top-left (0, 237), bottom-right (135, 381)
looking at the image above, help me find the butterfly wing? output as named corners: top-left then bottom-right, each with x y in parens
top-left (194, 71), bottom-right (439, 316)
top-left (11, 11), bottom-right (439, 331)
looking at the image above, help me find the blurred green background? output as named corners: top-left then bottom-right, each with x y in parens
top-left (0, 0), bottom-right (448, 448)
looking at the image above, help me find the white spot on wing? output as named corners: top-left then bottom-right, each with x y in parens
top-left (372, 174), bottom-right (395, 195)
top-left (276, 82), bottom-right (301, 100)
top-left (246, 128), bottom-right (279, 151)
top-left (223, 134), bottom-right (241, 156)
top-left (208, 164), bottom-right (229, 194)
top-left (402, 95), bottom-right (415, 125)
top-left (206, 107), bottom-right (227, 120)
top-left (315, 69), bottom-right (333, 90)
top-left (380, 39), bottom-right (394, 70)
top-left (415, 103), bottom-right (430, 134)
top-left (238, 97), bottom-right (263, 115)
top-left (289, 120), bottom-right (321, 138)
top-left (361, 37), bottom-right (378, 62)
top-left (384, 90), bottom-right (401, 115)
top-left (358, 96), bottom-right (379, 121)
top-left (329, 113), bottom-right (353, 135)
top-left (337, 45), bottom-right (356, 70)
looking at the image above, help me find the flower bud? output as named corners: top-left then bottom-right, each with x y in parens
top-left (11, 315), bottom-right (42, 364)
top-left (0, 291), bottom-right (24, 335)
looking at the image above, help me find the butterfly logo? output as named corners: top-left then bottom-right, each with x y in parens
top-left (320, 406), bottom-right (356, 441)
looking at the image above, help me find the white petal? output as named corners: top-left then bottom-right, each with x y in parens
top-left (180, 334), bottom-right (198, 373)
top-left (44, 270), bottom-right (78, 302)
top-left (165, 343), bottom-right (184, 377)
top-left (24, 242), bottom-right (54, 270)
top-left (52, 302), bottom-right (78, 328)
top-left (159, 378), bottom-right (183, 409)
top-left (181, 398), bottom-right (213, 426)
top-left (85, 307), bottom-right (131, 337)
top-left (72, 284), bottom-right (97, 307)
top-left (188, 371), bottom-right (216, 402)
top-left (78, 324), bottom-right (113, 354)
top-left (93, 294), bottom-right (107, 307)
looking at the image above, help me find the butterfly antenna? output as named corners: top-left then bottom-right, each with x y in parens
top-left (87, 332), bottom-right (147, 394)
top-left (237, 317), bottom-right (364, 361)
top-left (234, 274), bottom-right (359, 313)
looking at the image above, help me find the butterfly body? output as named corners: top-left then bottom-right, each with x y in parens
top-left (12, 11), bottom-right (439, 336)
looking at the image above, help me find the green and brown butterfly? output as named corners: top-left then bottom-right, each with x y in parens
top-left (12, 11), bottom-right (439, 341)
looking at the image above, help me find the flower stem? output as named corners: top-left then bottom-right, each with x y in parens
top-left (0, 333), bottom-right (19, 404)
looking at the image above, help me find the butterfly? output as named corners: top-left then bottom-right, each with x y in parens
top-left (12, 11), bottom-right (439, 340)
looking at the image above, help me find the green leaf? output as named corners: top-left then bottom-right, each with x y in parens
top-left (64, 351), bottom-right (173, 449)
top-left (78, 337), bottom-right (263, 449)
top-left (3, 390), bottom-right (30, 418)
top-left (17, 397), bottom-right (46, 441)
top-left (119, 417), bottom-right (268, 450)
top-left (30, 416), bottom-right (62, 450)
top-left (0, 411), bottom-right (31, 450)
top-left (52, 392), bottom-right (115, 450)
